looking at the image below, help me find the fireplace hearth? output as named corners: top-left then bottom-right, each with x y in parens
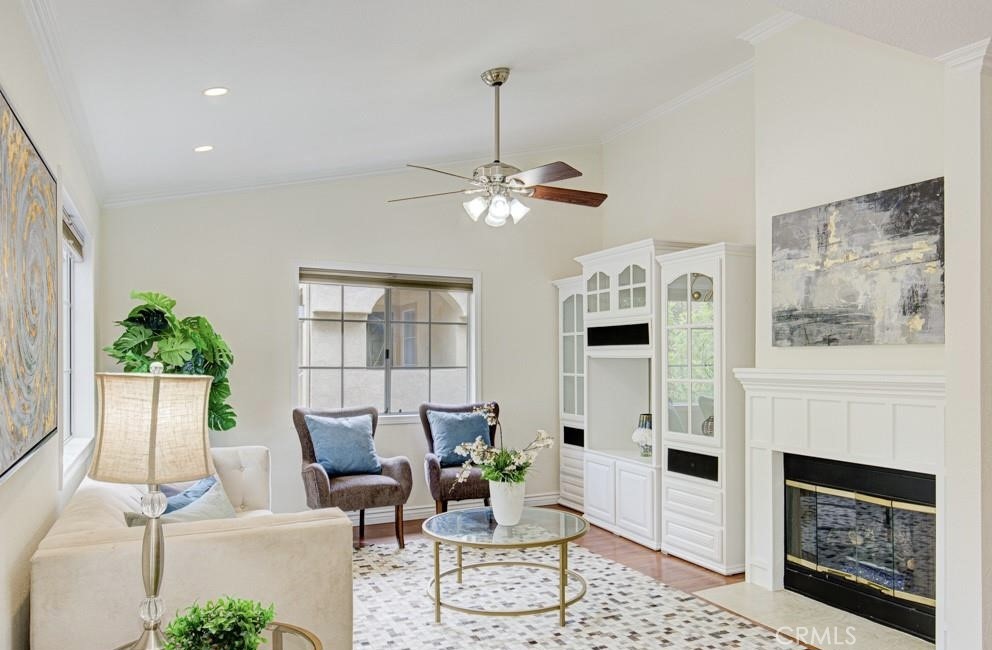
top-left (784, 454), bottom-right (936, 642)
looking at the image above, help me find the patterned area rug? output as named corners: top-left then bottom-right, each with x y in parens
top-left (353, 541), bottom-right (801, 649)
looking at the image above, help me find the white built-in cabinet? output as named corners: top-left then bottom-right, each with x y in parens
top-left (658, 243), bottom-right (754, 575)
top-left (554, 240), bottom-right (753, 571)
top-left (554, 277), bottom-right (585, 511)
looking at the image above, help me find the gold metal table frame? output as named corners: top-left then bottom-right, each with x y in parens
top-left (421, 508), bottom-right (589, 627)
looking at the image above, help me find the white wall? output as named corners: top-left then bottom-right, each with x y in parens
top-left (601, 73), bottom-right (755, 248)
top-left (98, 145), bottom-right (604, 515)
top-left (0, 0), bottom-right (101, 648)
top-left (754, 20), bottom-right (945, 370)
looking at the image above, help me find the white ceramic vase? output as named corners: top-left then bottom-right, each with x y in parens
top-left (488, 480), bottom-right (526, 526)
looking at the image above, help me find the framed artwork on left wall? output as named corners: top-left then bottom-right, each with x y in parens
top-left (0, 84), bottom-right (59, 482)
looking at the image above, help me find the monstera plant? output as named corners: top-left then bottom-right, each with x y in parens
top-left (105, 291), bottom-right (237, 431)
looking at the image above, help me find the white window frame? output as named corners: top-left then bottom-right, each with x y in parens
top-left (60, 245), bottom-right (75, 442)
top-left (294, 262), bottom-right (482, 425)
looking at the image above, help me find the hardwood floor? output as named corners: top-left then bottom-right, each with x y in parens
top-left (357, 504), bottom-right (743, 594)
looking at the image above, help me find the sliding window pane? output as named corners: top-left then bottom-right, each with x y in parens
top-left (390, 368), bottom-right (428, 414)
top-left (343, 369), bottom-right (385, 411)
top-left (391, 289), bottom-right (429, 322)
top-left (343, 286), bottom-right (385, 319)
top-left (306, 369), bottom-right (342, 409)
top-left (430, 368), bottom-right (468, 404)
top-left (392, 323), bottom-right (428, 367)
top-left (344, 321), bottom-right (385, 368)
top-left (302, 284), bottom-right (342, 318)
top-left (431, 324), bottom-right (468, 366)
top-left (432, 290), bottom-right (470, 323)
top-left (302, 319), bottom-right (342, 367)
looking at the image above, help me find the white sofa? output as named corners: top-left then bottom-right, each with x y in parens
top-left (30, 446), bottom-right (353, 650)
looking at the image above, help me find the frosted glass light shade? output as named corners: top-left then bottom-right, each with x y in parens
top-left (489, 194), bottom-right (510, 219)
top-left (484, 212), bottom-right (508, 227)
top-left (89, 372), bottom-right (214, 484)
top-left (463, 196), bottom-right (488, 221)
top-left (509, 198), bottom-right (530, 223)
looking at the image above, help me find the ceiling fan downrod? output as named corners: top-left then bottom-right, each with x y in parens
top-left (481, 67), bottom-right (510, 163)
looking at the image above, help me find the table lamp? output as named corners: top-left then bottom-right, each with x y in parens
top-left (89, 362), bottom-right (214, 650)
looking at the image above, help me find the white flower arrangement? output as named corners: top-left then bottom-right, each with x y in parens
top-left (631, 426), bottom-right (652, 446)
top-left (453, 429), bottom-right (554, 485)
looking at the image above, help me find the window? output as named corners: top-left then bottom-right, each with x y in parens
top-left (61, 213), bottom-right (84, 442)
top-left (298, 268), bottom-right (475, 415)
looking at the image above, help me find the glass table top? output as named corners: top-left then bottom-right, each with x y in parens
top-left (422, 507), bottom-right (589, 548)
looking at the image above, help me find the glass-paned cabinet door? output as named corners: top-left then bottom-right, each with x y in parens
top-left (665, 270), bottom-right (716, 439)
top-left (617, 264), bottom-right (648, 310)
top-left (561, 293), bottom-right (585, 417)
top-left (586, 272), bottom-right (610, 313)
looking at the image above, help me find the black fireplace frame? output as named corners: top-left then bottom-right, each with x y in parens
top-left (783, 454), bottom-right (936, 642)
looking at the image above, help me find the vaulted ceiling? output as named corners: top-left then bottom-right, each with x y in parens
top-left (30, 0), bottom-right (777, 204)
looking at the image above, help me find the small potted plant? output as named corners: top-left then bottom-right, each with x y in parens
top-left (165, 597), bottom-right (275, 650)
top-left (453, 423), bottom-right (554, 526)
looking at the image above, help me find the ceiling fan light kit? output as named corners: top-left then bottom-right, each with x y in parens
top-left (391, 67), bottom-right (607, 227)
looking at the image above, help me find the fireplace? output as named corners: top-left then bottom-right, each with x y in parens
top-left (783, 454), bottom-right (936, 641)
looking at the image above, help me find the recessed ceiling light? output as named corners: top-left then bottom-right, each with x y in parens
top-left (202, 87), bottom-right (229, 97)
top-left (193, 145), bottom-right (214, 153)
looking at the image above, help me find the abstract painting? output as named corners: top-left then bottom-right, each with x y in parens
top-left (0, 86), bottom-right (58, 480)
top-left (772, 178), bottom-right (944, 347)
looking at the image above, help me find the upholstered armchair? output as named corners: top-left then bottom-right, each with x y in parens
top-left (292, 406), bottom-right (413, 547)
top-left (420, 402), bottom-right (499, 514)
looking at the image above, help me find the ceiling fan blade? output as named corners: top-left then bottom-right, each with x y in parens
top-left (508, 161), bottom-right (582, 187)
top-left (407, 164), bottom-right (477, 182)
top-left (388, 189), bottom-right (471, 203)
top-left (530, 185), bottom-right (607, 207)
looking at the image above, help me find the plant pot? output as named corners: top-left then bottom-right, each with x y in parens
top-left (488, 480), bottom-right (526, 526)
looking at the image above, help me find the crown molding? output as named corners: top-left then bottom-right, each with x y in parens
top-left (600, 59), bottom-right (753, 144)
top-left (936, 38), bottom-right (992, 71)
top-left (20, 0), bottom-right (106, 198)
top-left (102, 140), bottom-right (601, 209)
top-left (736, 12), bottom-right (804, 46)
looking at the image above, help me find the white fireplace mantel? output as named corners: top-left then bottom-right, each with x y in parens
top-left (733, 367), bottom-right (945, 647)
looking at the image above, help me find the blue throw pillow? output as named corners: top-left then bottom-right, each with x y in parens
top-left (428, 410), bottom-right (491, 467)
top-left (163, 476), bottom-right (217, 514)
top-left (305, 413), bottom-right (382, 478)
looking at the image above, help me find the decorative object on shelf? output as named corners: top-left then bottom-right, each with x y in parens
top-left (90, 363), bottom-right (214, 650)
top-left (389, 67), bottom-right (607, 226)
top-left (163, 596), bottom-right (275, 650)
top-left (105, 291), bottom-right (237, 430)
top-left (0, 84), bottom-right (58, 482)
top-left (772, 177), bottom-right (944, 347)
top-left (453, 428), bottom-right (554, 525)
top-left (631, 413), bottom-right (653, 457)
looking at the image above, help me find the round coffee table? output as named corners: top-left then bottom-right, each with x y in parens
top-left (421, 507), bottom-right (588, 626)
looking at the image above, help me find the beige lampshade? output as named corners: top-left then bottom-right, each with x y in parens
top-left (89, 371), bottom-right (215, 484)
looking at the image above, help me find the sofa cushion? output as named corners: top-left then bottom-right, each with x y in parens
top-left (305, 413), bottom-right (382, 478)
top-left (125, 479), bottom-right (238, 526)
top-left (164, 476), bottom-right (217, 513)
top-left (427, 410), bottom-right (491, 467)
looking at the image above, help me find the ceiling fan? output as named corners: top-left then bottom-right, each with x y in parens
top-left (389, 67), bottom-right (607, 227)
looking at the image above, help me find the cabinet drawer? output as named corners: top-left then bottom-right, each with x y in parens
top-left (663, 514), bottom-right (723, 563)
top-left (560, 478), bottom-right (584, 501)
top-left (663, 477), bottom-right (722, 526)
top-left (561, 453), bottom-right (584, 475)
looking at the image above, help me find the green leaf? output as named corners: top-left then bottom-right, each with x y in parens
top-left (157, 336), bottom-right (196, 367)
top-left (130, 290), bottom-right (177, 313)
top-left (111, 325), bottom-right (156, 356)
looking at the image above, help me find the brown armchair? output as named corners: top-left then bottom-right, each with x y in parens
top-left (292, 406), bottom-right (413, 547)
top-left (419, 402), bottom-right (499, 514)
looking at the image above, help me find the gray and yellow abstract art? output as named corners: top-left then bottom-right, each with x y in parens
top-left (772, 178), bottom-right (944, 347)
top-left (0, 88), bottom-right (58, 479)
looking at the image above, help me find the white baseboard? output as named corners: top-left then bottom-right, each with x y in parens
top-left (346, 491), bottom-right (561, 527)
